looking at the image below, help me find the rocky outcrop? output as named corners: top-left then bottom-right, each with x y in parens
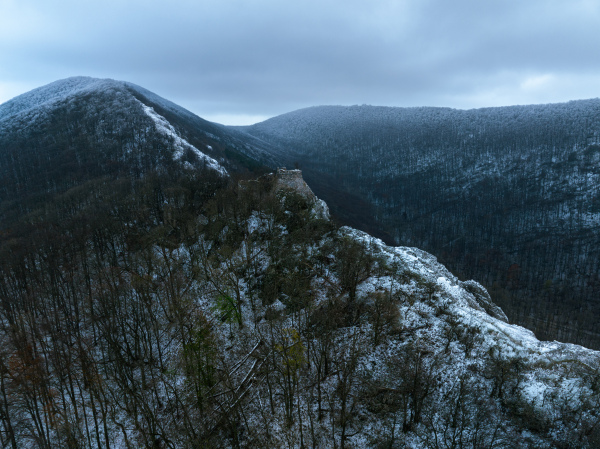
top-left (274, 168), bottom-right (315, 197)
top-left (461, 279), bottom-right (509, 323)
top-left (275, 168), bottom-right (330, 220)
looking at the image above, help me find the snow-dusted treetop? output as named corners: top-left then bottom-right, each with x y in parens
top-left (0, 76), bottom-right (205, 127)
top-left (0, 76), bottom-right (227, 176)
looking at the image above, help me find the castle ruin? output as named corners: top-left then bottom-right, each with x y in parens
top-left (274, 168), bottom-right (316, 199)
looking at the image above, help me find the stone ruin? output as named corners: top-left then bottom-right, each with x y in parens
top-left (274, 168), bottom-right (329, 220)
top-left (274, 168), bottom-right (316, 199)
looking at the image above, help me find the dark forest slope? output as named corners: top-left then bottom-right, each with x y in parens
top-left (0, 77), bottom-right (272, 226)
top-left (235, 102), bottom-right (600, 348)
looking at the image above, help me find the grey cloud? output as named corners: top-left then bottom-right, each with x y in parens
top-left (1, 0), bottom-right (600, 123)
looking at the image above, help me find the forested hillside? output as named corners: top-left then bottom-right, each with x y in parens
top-left (236, 102), bottom-right (600, 348)
top-left (1, 167), bottom-right (599, 448)
top-left (1, 79), bottom-right (600, 448)
top-left (0, 77), bottom-right (268, 227)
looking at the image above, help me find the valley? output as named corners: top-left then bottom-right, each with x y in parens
top-left (234, 103), bottom-right (600, 348)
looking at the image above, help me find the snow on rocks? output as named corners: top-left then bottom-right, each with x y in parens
top-left (341, 224), bottom-right (600, 375)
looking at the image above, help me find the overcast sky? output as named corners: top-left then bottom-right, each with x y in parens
top-left (1, 0), bottom-right (600, 125)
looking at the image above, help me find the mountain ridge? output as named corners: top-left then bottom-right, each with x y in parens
top-left (232, 100), bottom-right (600, 348)
top-left (5, 77), bottom-right (600, 347)
top-left (0, 76), bottom-right (203, 125)
top-left (1, 78), bottom-right (600, 447)
top-left (0, 77), bottom-right (278, 225)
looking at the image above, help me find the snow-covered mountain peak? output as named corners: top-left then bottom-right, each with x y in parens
top-left (0, 76), bottom-right (127, 123)
top-left (0, 77), bottom-right (251, 201)
top-left (0, 76), bottom-right (206, 129)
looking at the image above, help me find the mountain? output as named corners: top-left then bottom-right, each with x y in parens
top-left (234, 103), bottom-right (600, 348)
top-left (0, 76), bottom-right (277, 226)
top-left (1, 78), bottom-right (599, 448)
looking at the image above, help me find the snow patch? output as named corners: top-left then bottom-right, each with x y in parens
top-left (138, 100), bottom-right (227, 175)
top-left (436, 276), bottom-right (462, 297)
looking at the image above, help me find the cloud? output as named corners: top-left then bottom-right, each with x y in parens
top-left (1, 0), bottom-right (600, 124)
top-left (201, 113), bottom-right (271, 127)
top-left (520, 74), bottom-right (555, 92)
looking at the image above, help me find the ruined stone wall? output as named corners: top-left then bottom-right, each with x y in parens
top-left (275, 168), bottom-right (315, 198)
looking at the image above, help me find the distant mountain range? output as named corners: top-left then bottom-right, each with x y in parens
top-left (2, 77), bottom-right (600, 349)
top-left (232, 102), bottom-right (600, 348)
